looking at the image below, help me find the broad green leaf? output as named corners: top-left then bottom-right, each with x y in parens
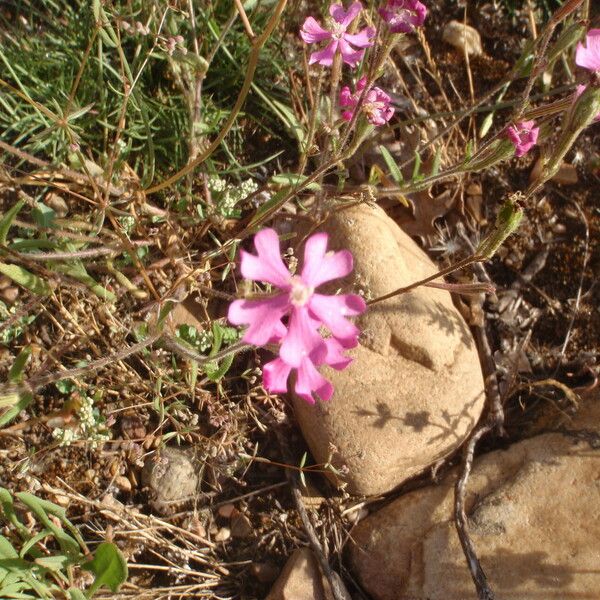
top-left (0, 264), bottom-right (50, 296)
top-left (31, 203), bottom-right (55, 229)
top-left (83, 542), bottom-right (128, 595)
top-left (0, 199), bottom-right (26, 246)
top-left (379, 145), bottom-right (404, 184)
top-left (33, 555), bottom-right (69, 571)
top-left (0, 535), bottom-right (19, 559)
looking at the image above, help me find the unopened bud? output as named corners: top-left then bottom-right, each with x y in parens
top-left (533, 85), bottom-right (600, 186)
top-left (477, 195), bottom-right (524, 259)
top-left (461, 138), bottom-right (515, 173)
top-left (546, 23), bottom-right (586, 65)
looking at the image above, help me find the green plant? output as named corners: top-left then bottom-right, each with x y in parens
top-left (0, 488), bottom-right (127, 599)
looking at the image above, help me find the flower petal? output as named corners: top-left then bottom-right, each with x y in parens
top-left (330, 1), bottom-right (363, 27)
top-left (228, 295), bottom-right (289, 346)
top-left (575, 29), bottom-right (600, 72)
top-left (240, 228), bottom-right (291, 288)
top-left (263, 358), bottom-right (292, 393)
top-left (279, 306), bottom-right (326, 368)
top-left (308, 40), bottom-right (338, 66)
top-left (295, 358), bottom-right (334, 404)
top-left (323, 337), bottom-right (352, 370)
top-left (300, 17), bottom-right (331, 44)
top-left (337, 38), bottom-right (365, 67)
top-left (308, 293), bottom-right (366, 347)
top-left (343, 27), bottom-right (375, 49)
top-left (301, 233), bottom-right (354, 288)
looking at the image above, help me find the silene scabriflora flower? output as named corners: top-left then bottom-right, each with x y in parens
top-left (228, 229), bottom-right (366, 404)
top-left (340, 76), bottom-right (394, 125)
top-left (575, 29), bottom-right (600, 73)
top-left (379, 0), bottom-right (427, 34)
top-left (505, 120), bottom-right (539, 157)
top-left (300, 2), bottom-right (375, 68)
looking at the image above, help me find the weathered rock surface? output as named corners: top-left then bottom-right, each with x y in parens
top-left (293, 204), bottom-right (485, 495)
top-left (266, 548), bottom-right (351, 600)
top-left (142, 446), bottom-right (198, 515)
top-left (349, 421), bottom-right (600, 600)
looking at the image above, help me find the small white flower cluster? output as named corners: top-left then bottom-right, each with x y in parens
top-left (197, 329), bottom-right (213, 352)
top-left (52, 395), bottom-right (110, 450)
top-left (207, 176), bottom-right (258, 217)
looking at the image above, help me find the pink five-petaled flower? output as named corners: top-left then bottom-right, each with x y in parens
top-left (379, 0), bottom-right (427, 34)
top-left (300, 2), bottom-right (375, 68)
top-left (228, 229), bottom-right (366, 404)
top-left (505, 120), bottom-right (539, 158)
top-left (340, 76), bottom-right (394, 125)
top-left (575, 29), bottom-right (600, 73)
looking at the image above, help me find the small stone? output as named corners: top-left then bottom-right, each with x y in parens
top-left (0, 287), bottom-right (19, 304)
top-left (266, 548), bottom-right (351, 600)
top-left (442, 21), bottom-right (483, 56)
top-left (44, 193), bottom-right (69, 217)
top-left (142, 446), bottom-right (198, 515)
top-left (217, 503), bottom-right (236, 519)
top-left (251, 561), bottom-right (280, 584)
top-left (214, 526), bottom-right (231, 542)
top-left (53, 494), bottom-right (70, 507)
top-left (231, 512), bottom-right (253, 538)
top-left (114, 475), bottom-right (132, 493)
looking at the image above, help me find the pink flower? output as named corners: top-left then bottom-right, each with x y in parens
top-left (574, 84), bottom-right (600, 122)
top-left (340, 76), bottom-right (394, 125)
top-left (228, 229), bottom-right (366, 403)
top-left (505, 120), bottom-right (539, 157)
top-left (300, 2), bottom-right (375, 68)
top-left (575, 29), bottom-right (600, 73)
top-left (379, 0), bottom-right (427, 34)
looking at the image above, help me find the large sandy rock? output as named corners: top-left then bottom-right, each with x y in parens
top-left (293, 204), bottom-right (485, 495)
top-left (348, 424), bottom-right (600, 600)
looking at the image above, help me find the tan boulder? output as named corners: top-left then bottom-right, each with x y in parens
top-left (348, 427), bottom-right (600, 600)
top-left (266, 548), bottom-right (351, 600)
top-left (293, 204), bottom-right (485, 495)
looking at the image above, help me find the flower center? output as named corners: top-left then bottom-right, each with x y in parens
top-left (393, 8), bottom-right (413, 23)
top-left (289, 276), bottom-right (313, 307)
top-left (331, 22), bottom-right (345, 40)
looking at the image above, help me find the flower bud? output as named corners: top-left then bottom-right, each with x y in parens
top-left (533, 85), bottom-right (600, 186)
top-left (461, 138), bottom-right (515, 172)
top-left (477, 195), bottom-right (524, 259)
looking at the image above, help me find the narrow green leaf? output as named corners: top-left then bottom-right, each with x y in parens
top-left (0, 264), bottom-right (50, 296)
top-left (68, 589), bottom-right (87, 600)
top-left (379, 145), bottom-right (404, 184)
top-left (411, 151), bottom-right (422, 181)
top-left (53, 262), bottom-right (115, 302)
top-left (430, 145), bottom-right (443, 177)
top-left (0, 393), bottom-right (33, 428)
top-left (270, 173), bottom-right (320, 191)
top-left (15, 494), bottom-right (81, 560)
top-left (0, 199), bottom-right (26, 246)
top-left (8, 347), bottom-right (31, 383)
top-left (83, 542), bottom-right (128, 595)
